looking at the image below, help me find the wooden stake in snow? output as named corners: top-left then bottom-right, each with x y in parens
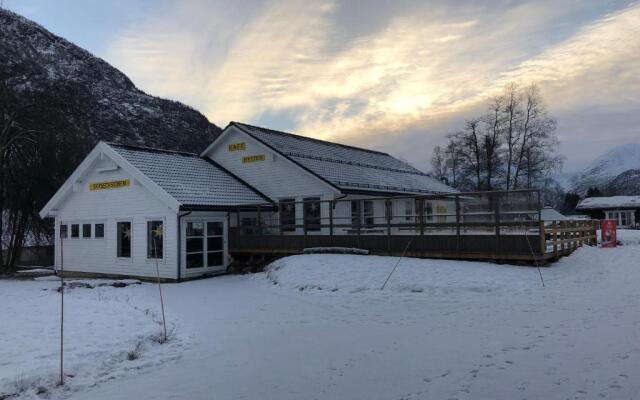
top-left (152, 225), bottom-right (167, 342)
top-left (59, 232), bottom-right (64, 386)
top-left (381, 236), bottom-right (414, 291)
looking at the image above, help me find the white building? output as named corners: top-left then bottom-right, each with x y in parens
top-left (576, 196), bottom-right (640, 228)
top-left (41, 122), bottom-right (455, 280)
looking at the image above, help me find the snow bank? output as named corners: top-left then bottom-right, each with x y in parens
top-left (265, 254), bottom-right (540, 294)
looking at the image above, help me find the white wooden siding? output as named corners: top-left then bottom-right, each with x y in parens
top-left (54, 156), bottom-right (179, 279)
top-left (204, 126), bottom-right (338, 201)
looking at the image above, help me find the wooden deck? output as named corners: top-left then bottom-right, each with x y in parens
top-left (228, 190), bottom-right (597, 265)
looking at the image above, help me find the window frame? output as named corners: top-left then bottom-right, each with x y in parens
top-left (146, 219), bottom-right (165, 260)
top-left (60, 224), bottom-right (68, 239)
top-left (303, 197), bottom-right (321, 232)
top-left (70, 224), bottom-right (80, 239)
top-left (94, 223), bottom-right (105, 239)
top-left (116, 220), bottom-right (133, 259)
top-left (279, 198), bottom-right (297, 233)
top-left (82, 223), bottom-right (92, 239)
top-left (404, 200), bottom-right (413, 222)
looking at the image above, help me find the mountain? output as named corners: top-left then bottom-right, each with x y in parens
top-left (569, 143), bottom-right (640, 195)
top-left (0, 8), bottom-right (221, 153)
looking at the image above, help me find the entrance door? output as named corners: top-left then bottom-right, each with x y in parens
top-left (184, 219), bottom-right (226, 274)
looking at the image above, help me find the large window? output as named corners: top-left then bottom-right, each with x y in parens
top-left (82, 223), bottom-right (92, 238)
top-left (303, 197), bottom-right (321, 232)
top-left (279, 199), bottom-right (296, 232)
top-left (147, 220), bottom-right (164, 259)
top-left (117, 221), bottom-right (132, 258)
top-left (351, 200), bottom-right (374, 228)
top-left (71, 224), bottom-right (79, 238)
top-left (404, 200), bottom-right (413, 222)
top-left (363, 200), bottom-right (374, 227)
top-left (185, 221), bottom-right (224, 269)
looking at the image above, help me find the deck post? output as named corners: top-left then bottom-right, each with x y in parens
top-left (560, 220), bottom-right (566, 254)
top-left (257, 204), bottom-right (262, 236)
top-left (494, 192), bottom-right (501, 237)
top-left (236, 206), bottom-right (241, 235)
top-left (329, 200), bottom-right (334, 247)
top-left (418, 198), bottom-right (424, 256)
top-left (455, 195), bottom-right (461, 253)
top-left (552, 222), bottom-right (558, 258)
top-left (386, 199), bottom-right (392, 255)
top-left (539, 220), bottom-right (546, 256)
top-left (357, 200), bottom-right (361, 249)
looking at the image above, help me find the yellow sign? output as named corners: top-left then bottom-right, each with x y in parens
top-left (242, 154), bottom-right (266, 164)
top-left (89, 179), bottom-right (130, 191)
top-left (228, 142), bottom-right (246, 152)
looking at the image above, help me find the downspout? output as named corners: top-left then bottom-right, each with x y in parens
top-left (176, 211), bottom-right (192, 282)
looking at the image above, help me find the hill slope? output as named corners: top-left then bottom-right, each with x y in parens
top-left (0, 8), bottom-right (220, 153)
top-left (569, 143), bottom-right (640, 195)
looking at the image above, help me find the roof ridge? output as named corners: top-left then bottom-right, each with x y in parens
top-left (231, 121), bottom-right (391, 156)
top-left (106, 141), bottom-right (199, 157)
top-left (286, 152), bottom-right (427, 176)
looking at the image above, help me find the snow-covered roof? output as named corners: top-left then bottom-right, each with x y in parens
top-left (109, 143), bottom-right (270, 209)
top-left (576, 196), bottom-right (640, 210)
top-left (230, 122), bottom-right (456, 195)
top-left (541, 207), bottom-right (568, 221)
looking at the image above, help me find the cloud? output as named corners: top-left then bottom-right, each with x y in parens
top-left (105, 0), bottom-right (640, 171)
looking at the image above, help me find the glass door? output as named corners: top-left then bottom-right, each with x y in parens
top-left (186, 222), bottom-right (205, 269)
top-left (184, 220), bottom-right (226, 272)
top-left (206, 221), bottom-right (224, 269)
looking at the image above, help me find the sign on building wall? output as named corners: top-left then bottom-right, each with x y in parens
top-left (89, 179), bottom-right (130, 191)
top-left (228, 142), bottom-right (246, 152)
top-left (242, 154), bottom-right (266, 164)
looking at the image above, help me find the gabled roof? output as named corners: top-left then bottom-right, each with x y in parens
top-left (40, 142), bottom-right (270, 218)
top-left (109, 143), bottom-right (271, 209)
top-left (224, 122), bottom-right (456, 195)
top-left (576, 196), bottom-right (640, 210)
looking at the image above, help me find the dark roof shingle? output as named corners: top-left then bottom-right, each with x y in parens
top-left (232, 122), bottom-right (455, 194)
top-left (110, 143), bottom-right (269, 207)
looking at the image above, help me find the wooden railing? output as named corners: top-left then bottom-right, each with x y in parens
top-left (540, 220), bottom-right (598, 259)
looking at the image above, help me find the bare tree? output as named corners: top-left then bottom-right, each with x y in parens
top-left (430, 145), bottom-right (447, 183)
top-left (431, 81), bottom-right (563, 195)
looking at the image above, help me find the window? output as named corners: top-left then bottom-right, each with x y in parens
top-left (185, 221), bottom-right (224, 268)
top-left (279, 199), bottom-right (296, 232)
top-left (186, 221), bottom-right (204, 268)
top-left (351, 200), bottom-right (374, 228)
top-left (94, 223), bottom-right (104, 238)
top-left (384, 200), bottom-right (393, 221)
top-left (363, 200), bottom-right (374, 228)
top-left (424, 202), bottom-right (434, 222)
top-left (82, 224), bottom-right (92, 238)
top-left (303, 197), bottom-right (321, 232)
top-left (207, 221), bottom-right (224, 267)
top-left (147, 220), bottom-right (164, 259)
top-left (404, 200), bottom-right (413, 222)
top-left (60, 224), bottom-right (68, 238)
top-left (351, 200), bottom-right (361, 228)
top-left (117, 221), bottom-right (132, 258)
top-left (621, 211), bottom-right (629, 227)
top-left (71, 224), bottom-right (79, 238)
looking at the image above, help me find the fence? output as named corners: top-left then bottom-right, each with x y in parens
top-left (227, 189), bottom-right (593, 263)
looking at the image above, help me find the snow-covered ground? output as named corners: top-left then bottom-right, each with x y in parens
top-left (2, 231), bottom-right (640, 399)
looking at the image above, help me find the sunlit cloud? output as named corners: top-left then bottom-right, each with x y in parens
top-left (105, 0), bottom-right (640, 171)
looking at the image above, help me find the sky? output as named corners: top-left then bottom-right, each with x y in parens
top-left (5, 0), bottom-right (640, 174)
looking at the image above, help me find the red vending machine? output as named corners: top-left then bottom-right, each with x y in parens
top-left (601, 219), bottom-right (617, 248)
